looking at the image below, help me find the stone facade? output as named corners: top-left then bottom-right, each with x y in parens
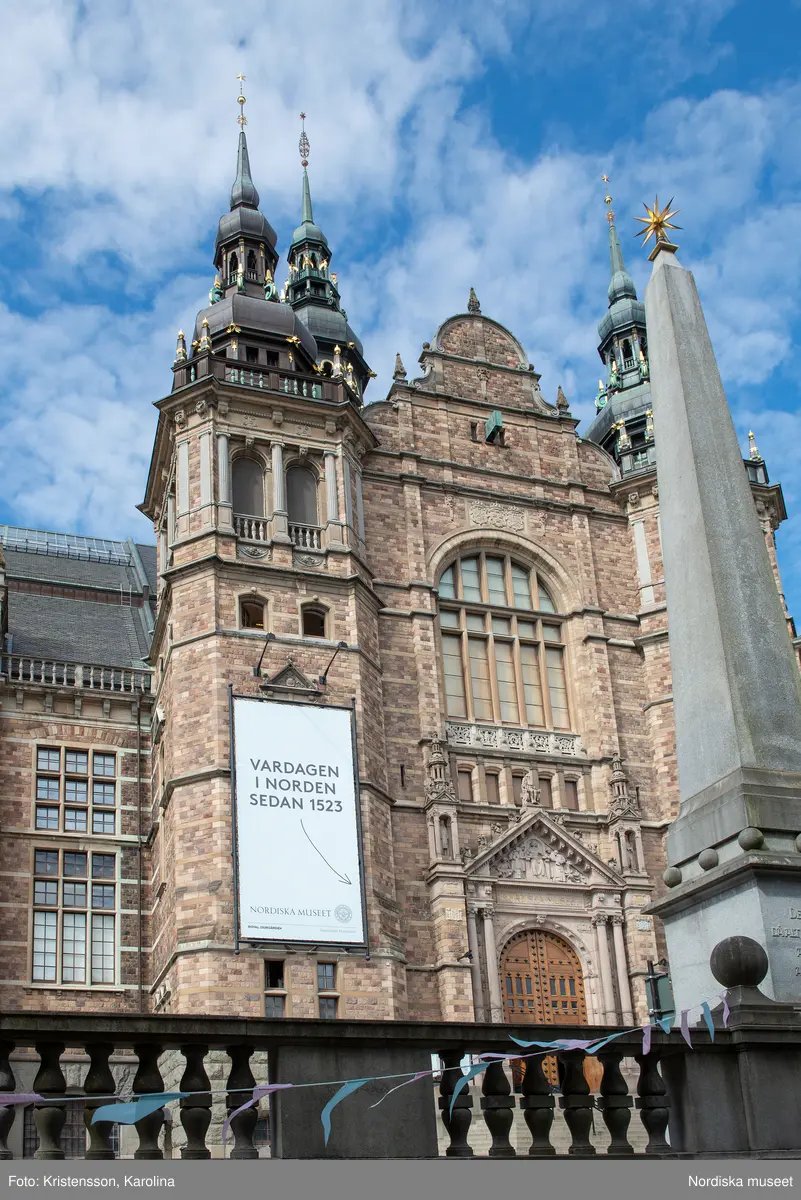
top-left (1, 150), bottom-right (796, 1038)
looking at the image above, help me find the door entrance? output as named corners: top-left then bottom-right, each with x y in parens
top-left (500, 928), bottom-right (599, 1089)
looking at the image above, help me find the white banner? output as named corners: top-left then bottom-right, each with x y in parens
top-left (231, 696), bottom-right (366, 945)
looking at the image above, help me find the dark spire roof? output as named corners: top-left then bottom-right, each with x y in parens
top-left (231, 130), bottom-right (260, 210)
top-left (290, 166), bottom-right (329, 249)
top-left (607, 218), bottom-right (637, 305)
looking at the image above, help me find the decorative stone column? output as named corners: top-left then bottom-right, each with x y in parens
top-left (482, 907), bottom-right (503, 1023)
top-left (324, 450), bottom-right (344, 546)
top-left (354, 466), bottom-right (366, 544)
top-left (593, 915), bottom-right (617, 1023)
top-left (610, 915), bottom-right (634, 1025)
top-left (271, 442), bottom-right (290, 542)
top-left (466, 906), bottom-right (485, 1021)
top-left (217, 432), bottom-right (234, 531)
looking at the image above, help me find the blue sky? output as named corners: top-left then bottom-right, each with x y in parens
top-left (1, 0), bottom-right (800, 615)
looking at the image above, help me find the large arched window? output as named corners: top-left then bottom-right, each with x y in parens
top-left (286, 465), bottom-right (318, 526)
top-left (437, 552), bottom-right (570, 730)
top-left (232, 457), bottom-right (265, 517)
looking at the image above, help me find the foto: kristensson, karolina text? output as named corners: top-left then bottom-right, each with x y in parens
top-left (8, 1177), bottom-right (175, 1189)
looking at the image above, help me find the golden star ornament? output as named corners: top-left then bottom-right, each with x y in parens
top-left (634, 196), bottom-right (681, 248)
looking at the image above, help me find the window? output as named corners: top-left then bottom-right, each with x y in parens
top-left (265, 350), bottom-right (279, 368)
top-left (245, 345), bottom-right (259, 364)
top-left (264, 960), bottom-right (287, 1017)
top-left (301, 607), bottom-right (327, 639)
top-left (437, 554), bottom-right (570, 729)
top-left (34, 746), bottom-right (116, 836)
top-left (317, 962), bottom-right (336, 991)
top-left (319, 997), bottom-right (338, 1019)
top-left (457, 769), bottom-right (474, 802)
top-left (32, 849), bottom-right (116, 985)
top-left (286, 465), bottom-right (318, 526)
top-left (247, 249), bottom-right (257, 273)
top-left (240, 598), bottom-right (266, 630)
top-left (485, 773), bottom-right (501, 805)
top-left (512, 774), bottom-right (523, 805)
top-left (564, 779), bottom-right (579, 811)
top-left (539, 777), bottom-right (553, 809)
top-left (232, 457), bottom-right (265, 518)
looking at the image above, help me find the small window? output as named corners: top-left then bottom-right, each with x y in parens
top-left (64, 853), bottom-right (88, 877)
top-left (564, 780), bottom-right (579, 811)
top-left (36, 806), bottom-right (59, 830)
top-left (485, 773), bottom-right (501, 805)
top-left (65, 808), bottom-right (88, 833)
top-left (65, 751), bottom-right (88, 775)
top-left (286, 465), bottom-right (318, 526)
top-left (245, 346), bottom-right (259, 363)
top-left (512, 774), bottom-right (523, 805)
top-left (265, 351), bottom-right (279, 368)
top-left (265, 995), bottom-right (285, 1018)
top-left (317, 962), bottom-right (336, 991)
top-left (92, 854), bottom-right (115, 880)
top-left (35, 850), bottom-right (59, 876)
top-left (37, 748), bottom-right (60, 773)
top-left (93, 782), bottom-right (115, 806)
top-left (37, 778), bottom-right (60, 801)
top-left (94, 754), bottom-right (115, 778)
top-left (457, 769), bottom-right (474, 803)
top-left (319, 996), bottom-right (338, 1020)
top-left (265, 961), bottom-right (285, 989)
top-left (92, 811), bottom-right (115, 835)
top-left (232, 457), bottom-right (265, 518)
top-left (539, 777), bottom-right (553, 809)
top-left (65, 780), bottom-right (88, 805)
top-left (92, 884), bottom-right (115, 909)
top-left (241, 599), bottom-right (266, 630)
top-left (470, 422), bottom-right (479, 442)
top-left (247, 250), bottom-right (257, 272)
top-left (302, 607), bottom-right (327, 639)
top-left (64, 882), bottom-right (87, 908)
top-left (34, 880), bottom-right (58, 906)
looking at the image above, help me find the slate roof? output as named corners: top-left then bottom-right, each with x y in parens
top-left (1, 525), bottom-right (157, 669)
top-left (7, 593), bottom-right (152, 667)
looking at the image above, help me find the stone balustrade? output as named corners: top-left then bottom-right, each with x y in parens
top-left (2, 655), bottom-right (152, 695)
top-left (446, 722), bottom-right (582, 758)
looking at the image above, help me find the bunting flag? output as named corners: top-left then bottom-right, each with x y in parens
top-left (656, 1016), bottom-right (673, 1034)
top-left (641, 1024), bottom-right (652, 1056)
top-left (720, 991), bottom-right (731, 1027)
top-left (221, 1084), bottom-right (293, 1145)
top-left (321, 1079), bottom-right (370, 1146)
top-left (0, 1093), bottom-right (44, 1106)
top-left (449, 1064), bottom-right (488, 1119)
top-left (91, 1092), bottom-right (188, 1125)
top-left (700, 1001), bottom-right (715, 1041)
top-left (679, 1009), bottom-right (692, 1047)
top-left (369, 1071), bottom-right (430, 1109)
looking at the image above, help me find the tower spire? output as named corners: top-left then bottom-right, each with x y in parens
top-left (603, 177), bottom-right (637, 304)
top-left (299, 113), bottom-right (314, 224)
top-left (230, 74), bottom-right (260, 210)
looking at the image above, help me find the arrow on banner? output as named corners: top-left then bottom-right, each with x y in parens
top-left (300, 820), bottom-right (352, 885)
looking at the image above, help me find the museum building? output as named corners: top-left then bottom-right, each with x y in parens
top-left (0, 116), bottom-right (796, 1035)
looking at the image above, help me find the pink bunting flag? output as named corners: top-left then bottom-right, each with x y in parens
top-left (0, 1093), bottom-right (44, 1106)
top-left (719, 990), bottom-right (730, 1027)
top-left (641, 1024), bottom-right (652, 1056)
top-left (679, 1009), bottom-right (692, 1048)
top-left (222, 1084), bottom-right (293, 1145)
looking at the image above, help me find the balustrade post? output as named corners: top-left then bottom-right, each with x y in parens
top-left (480, 1059), bottom-right (515, 1156)
top-left (437, 1051), bottom-right (473, 1157)
top-left (179, 1045), bottom-right (211, 1159)
top-left (596, 1049), bottom-right (634, 1155)
top-left (83, 1043), bottom-right (116, 1160)
top-left (132, 1043), bottom-right (165, 1160)
top-left (558, 1050), bottom-right (596, 1156)
top-left (519, 1055), bottom-right (555, 1155)
top-left (0, 1040), bottom-right (16, 1160)
top-left (634, 1049), bottom-right (671, 1155)
top-left (225, 1045), bottom-right (258, 1160)
top-left (33, 1042), bottom-right (66, 1160)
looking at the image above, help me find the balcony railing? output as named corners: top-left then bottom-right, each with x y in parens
top-left (2, 655), bottom-right (152, 694)
top-left (234, 514), bottom-right (269, 543)
top-left (172, 356), bottom-right (345, 404)
top-left (289, 523), bottom-right (322, 550)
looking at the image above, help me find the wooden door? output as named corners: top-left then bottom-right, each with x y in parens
top-left (501, 929), bottom-right (600, 1089)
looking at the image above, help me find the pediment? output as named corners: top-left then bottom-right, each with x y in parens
top-left (464, 810), bottom-right (623, 888)
top-left (262, 661), bottom-right (319, 695)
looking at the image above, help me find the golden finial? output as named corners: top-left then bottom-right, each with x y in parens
top-left (748, 430), bottom-right (761, 460)
top-left (236, 73), bottom-right (247, 129)
top-left (602, 174), bottom-right (615, 224)
top-left (299, 112), bottom-right (310, 168)
top-left (635, 195), bottom-right (681, 259)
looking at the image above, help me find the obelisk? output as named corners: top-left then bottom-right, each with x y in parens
top-left (641, 201), bottom-right (801, 1008)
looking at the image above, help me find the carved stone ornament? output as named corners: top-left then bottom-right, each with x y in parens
top-left (468, 499), bottom-right (525, 533)
top-left (174, 409), bottom-right (186, 428)
top-left (520, 767), bottom-right (540, 807)
top-left (491, 835), bottom-right (586, 884)
top-left (195, 397), bottom-right (208, 417)
top-left (262, 662), bottom-right (319, 695)
top-left (628, 492), bottom-right (640, 508)
top-left (608, 754), bottom-right (642, 820)
top-left (293, 552), bottom-right (325, 569)
top-left (424, 737), bottom-right (456, 805)
top-left (238, 544), bottom-right (272, 561)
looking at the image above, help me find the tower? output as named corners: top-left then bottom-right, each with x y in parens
top-left (138, 87), bottom-right (387, 1017)
top-left (584, 182), bottom-right (654, 476)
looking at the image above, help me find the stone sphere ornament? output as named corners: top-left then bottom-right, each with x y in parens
top-left (710, 936), bottom-right (768, 988)
top-left (738, 827), bottom-right (764, 851)
top-left (662, 866), bottom-right (682, 887)
top-left (698, 848), bottom-right (719, 871)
